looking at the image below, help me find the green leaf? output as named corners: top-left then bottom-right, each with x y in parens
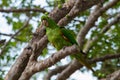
top-left (13, 21), bottom-right (23, 31)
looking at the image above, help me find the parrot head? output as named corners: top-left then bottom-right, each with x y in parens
top-left (41, 14), bottom-right (57, 28)
top-left (41, 15), bottom-right (50, 27)
top-left (41, 14), bottom-right (49, 21)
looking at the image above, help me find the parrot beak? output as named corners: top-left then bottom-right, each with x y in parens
top-left (42, 20), bottom-right (48, 27)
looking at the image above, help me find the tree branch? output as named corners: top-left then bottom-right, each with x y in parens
top-left (0, 33), bottom-right (13, 36)
top-left (0, 32), bottom-right (24, 41)
top-left (91, 53), bottom-right (120, 63)
top-left (0, 8), bottom-right (47, 13)
top-left (43, 64), bottom-right (69, 80)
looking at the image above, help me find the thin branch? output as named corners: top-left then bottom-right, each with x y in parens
top-left (0, 17), bottom-right (31, 56)
top-left (0, 32), bottom-right (24, 41)
top-left (0, 32), bottom-right (13, 36)
top-left (91, 53), bottom-right (120, 63)
top-left (0, 8), bottom-right (47, 13)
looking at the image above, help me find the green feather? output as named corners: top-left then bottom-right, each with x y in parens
top-left (61, 28), bottom-right (77, 45)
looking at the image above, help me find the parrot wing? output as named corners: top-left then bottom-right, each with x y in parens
top-left (60, 28), bottom-right (94, 72)
top-left (60, 27), bottom-right (78, 45)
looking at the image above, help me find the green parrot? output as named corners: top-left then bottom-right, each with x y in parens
top-left (41, 15), bottom-right (94, 72)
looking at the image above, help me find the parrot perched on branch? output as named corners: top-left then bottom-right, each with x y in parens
top-left (41, 15), bottom-right (94, 72)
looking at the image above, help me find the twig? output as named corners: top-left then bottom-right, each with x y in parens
top-left (0, 33), bottom-right (13, 36)
top-left (0, 8), bottom-right (47, 13)
top-left (0, 32), bottom-right (24, 41)
top-left (91, 53), bottom-right (120, 63)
